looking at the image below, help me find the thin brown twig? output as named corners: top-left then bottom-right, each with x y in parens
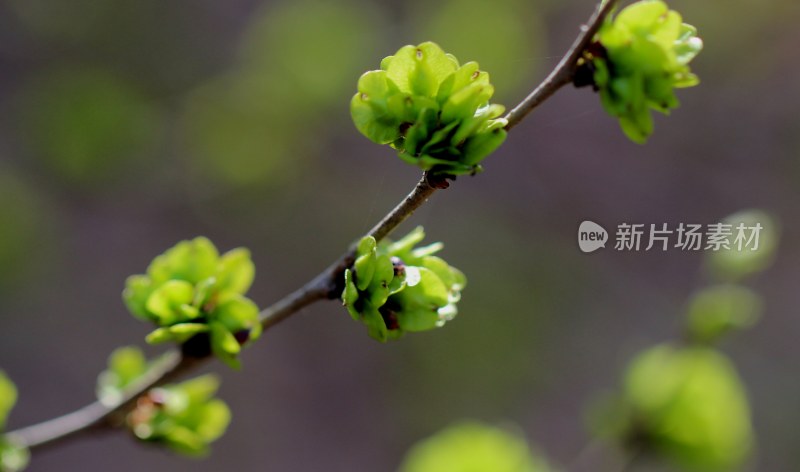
top-left (504, 0), bottom-right (618, 131)
top-left (7, 175), bottom-right (438, 451)
top-left (5, 0), bottom-right (615, 455)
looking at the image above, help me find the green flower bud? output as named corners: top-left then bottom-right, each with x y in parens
top-left (686, 285), bottom-right (762, 345)
top-left (96, 346), bottom-right (150, 407)
top-left (0, 372), bottom-right (29, 472)
top-left (342, 227), bottom-right (466, 342)
top-left (0, 373), bottom-right (15, 433)
top-left (123, 237), bottom-right (261, 369)
top-left (127, 374), bottom-right (231, 457)
top-left (623, 344), bottom-right (753, 470)
top-left (399, 421), bottom-right (552, 472)
top-left (351, 42), bottom-right (507, 176)
top-left (586, 0), bottom-right (703, 143)
top-left (0, 439), bottom-right (28, 472)
top-left (706, 210), bottom-right (779, 282)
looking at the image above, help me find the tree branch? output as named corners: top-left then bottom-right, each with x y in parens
top-left (504, 0), bottom-right (617, 131)
top-left (5, 0), bottom-right (616, 455)
top-left (7, 174), bottom-right (438, 451)
top-left (6, 351), bottom-right (186, 451)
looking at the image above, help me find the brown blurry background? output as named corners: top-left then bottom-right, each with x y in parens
top-left (0, 0), bottom-right (798, 470)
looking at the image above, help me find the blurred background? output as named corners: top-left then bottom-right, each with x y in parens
top-left (0, 0), bottom-right (798, 470)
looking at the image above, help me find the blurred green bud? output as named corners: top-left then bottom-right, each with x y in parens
top-left (0, 438), bottom-right (28, 472)
top-left (585, 0), bottom-right (702, 143)
top-left (0, 171), bottom-right (52, 290)
top-left (123, 237), bottom-right (261, 369)
top-left (18, 69), bottom-right (162, 187)
top-left (351, 42), bottom-right (507, 176)
top-left (96, 347), bottom-right (150, 407)
top-left (0, 372), bottom-right (28, 472)
top-left (686, 285), bottom-right (762, 345)
top-left (127, 374), bottom-right (231, 457)
top-left (342, 227), bottom-right (466, 342)
top-left (0, 372), bottom-right (16, 432)
top-left (623, 344), bottom-right (753, 471)
top-left (398, 421), bottom-right (551, 472)
top-left (706, 210), bottom-right (779, 281)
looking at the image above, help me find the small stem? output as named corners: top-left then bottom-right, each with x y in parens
top-left (504, 0), bottom-right (617, 131)
top-left (366, 173), bottom-right (437, 242)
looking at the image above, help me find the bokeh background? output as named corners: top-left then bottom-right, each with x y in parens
top-left (0, 0), bottom-right (798, 470)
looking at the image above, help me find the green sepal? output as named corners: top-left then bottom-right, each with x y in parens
top-left (146, 323), bottom-right (210, 345)
top-left (450, 104), bottom-right (504, 147)
top-left (178, 374), bottom-right (221, 404)
top-left (145, 280), bottom-right (198, 325)
top-left (123, 275), bottom-right (155, 321)
top-left (367, 255), bottom-right (395, 307)
top-left (461, 129), bottom-right (507, 167)
top-left (384, 42), bottom-right (458, 97)
top-left (419, 255), bottom-right (467, 296)
top-left (440, 82), bottom-right (493, 125)
top-left (362, 304), bottom-right (389, 343)
top-left (394, 267), bottom-right (450, 332)
top-left (675, 24), bottom-right (703, 66)
top-left (147, 237), bottom-right (219, 285)
top-left (211, 294), bottom-right (262, 343)
top-left (436, 62), bottom-right (489, 106)
top-left (215, 248), bottom-right (255, 295)
top-left (354, 236), bottom-right (378, 291)
top-left (162, 425), bottom-right (209, 456)
top-left (210, 322), bottom-right (242, 370)
top-left (351, 70), bottom-right (403, 144)
top-left (385, 226), bottom-right (426, 257)
top-left (342, 268), bottom-right (360, 322)
top-left (192, 276), bottom-right (217, 308)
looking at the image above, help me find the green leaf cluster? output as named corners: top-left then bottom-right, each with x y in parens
top-left (128, 375), bottom-right (231, 457)
top-left (398, 421), bottom-right (552, 472)
top-left (351, 42), bottom-right (507, 176)
top-left (592, 0), bottom-right (702, 143)
top-left (123, 237), bottom-right (261, 369)
top-left (342, 227), bottom-right (466, 342)
top-left (623, 345), bottom-right (753, 471)
top-left (0, 372), bottom-right (29, 472)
